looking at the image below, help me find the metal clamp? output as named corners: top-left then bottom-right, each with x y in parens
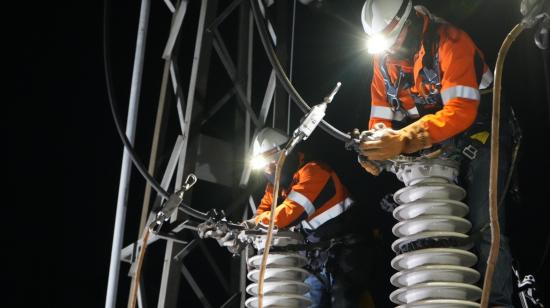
top-left (462, 144), bottom-right (478, 160)
top-left (148, 173), bottom-right (198, 233)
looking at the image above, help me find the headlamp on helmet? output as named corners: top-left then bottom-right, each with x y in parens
top-left (250, 128), bottom-right (289, 170)
top-left (361, 0), bottom-right (412, 54)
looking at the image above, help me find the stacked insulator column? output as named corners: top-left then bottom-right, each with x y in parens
top-left (389, 159), bottom-right (482, 308)
top-left (245, 231), bottom-right (312, 308)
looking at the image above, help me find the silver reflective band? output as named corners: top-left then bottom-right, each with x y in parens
top-left (370, 106), bottom-right (394, 120)
top-left (393, 106), bottom-right (419, 122)
top-left (287, 190), bottom-right (316, 216)
top-left (479, 70), bottom-right (493, 89)
top-left (302, 197), bottom-right (354, 230)
top-left (393, 110), bottom-right (406, 122)
top-left (441, 85), bottom-right (480, 104)
top-left (407, 106), bottom-right (419, 116)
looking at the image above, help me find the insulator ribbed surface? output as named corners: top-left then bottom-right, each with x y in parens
top-left (390, 161), bottom-right (481, 307)
top-left (245, 253), bottom-right (311, 308)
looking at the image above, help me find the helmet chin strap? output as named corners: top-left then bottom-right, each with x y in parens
top-left (389, 12), bottom-right (423, 60)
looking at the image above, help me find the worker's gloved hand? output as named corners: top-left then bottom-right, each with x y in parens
top-left (357, 155), bottom-right (381, 176)
top-left (241, 218), bottom-right (257, 229)
top-left (360, 122), bottom-right (432, 160)
top-left (255, 211), bottom-right (271, 226)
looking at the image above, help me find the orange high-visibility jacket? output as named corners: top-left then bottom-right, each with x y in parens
top-left (369, 12), bottom-right (493, 143)
top-left (255, 161), bottom-right (353, 230)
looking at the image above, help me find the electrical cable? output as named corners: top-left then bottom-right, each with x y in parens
top-left (103, 0), bottom-right (169, 200)
top-left (286, 0), bottom-right (297, 135)
top-left (480, 22), bottom-right (526, 308)
top-left (103, 0), bottom-right (208, 222)
top-left (542, 48), bottom-right (550, 128)
top-left (128, 227), bottom-right (150, 308)
top-left (249, 0), bottom-right (351, 143)
top-left (256, 144), bottom-right (288, 308)
top-left (537, 233), bottom-right (550, 273)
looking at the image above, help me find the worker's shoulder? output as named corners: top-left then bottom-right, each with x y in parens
top-left (300, 160), bottom-right (333, 174)
top-left (437, 22), bottom-right (474, 46)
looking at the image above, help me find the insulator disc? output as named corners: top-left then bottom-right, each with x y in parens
top-left (389, 282), bottom-right (482, 304)
top-left (393, 200), bottom-right (469, 221)
top-left (247, 253), bottom-right (308, 268)
top-left (391, 248), bottom-right (478, 271)
top-left (392, 216), bottom-right (471, 237)
top-left (396, 299), bottom-right (480, 307)
top-left (391, 231), bottom-right (472, 253)
top-left (244, 294), bottom-right (312, 308)
top-left (394, 183), bottom-right (466, 204)
top-left (246, 281), bottom-right (309, 296)
top-left (247, 267), bottom-right (310, 283)
top-left (390, 265), bottom-right (480, 287)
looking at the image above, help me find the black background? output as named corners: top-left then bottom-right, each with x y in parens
top-left (16, 0), bottom-right (550, 307)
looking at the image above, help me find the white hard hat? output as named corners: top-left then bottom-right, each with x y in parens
top-left (361, 0), bottom-right (412, 53)
top-left (250, 127), bottom-right (289, 169)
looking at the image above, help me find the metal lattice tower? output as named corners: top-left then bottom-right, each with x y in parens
top-left (105, 0), bottom-right (297, 307)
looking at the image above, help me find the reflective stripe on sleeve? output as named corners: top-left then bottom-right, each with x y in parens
top-left (302, 197), bottom-right (353, 230)
top-left (441, 85), bottom-right (480, 104)
top-left (370, 106), bottom-right (394, 120)
top-left (287, 190), bottom-right (316, 216)
top-left (407, 106), bottom-right (419, 116)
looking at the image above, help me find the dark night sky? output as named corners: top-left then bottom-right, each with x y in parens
top-left (16, 0), bottom-right (549, 307)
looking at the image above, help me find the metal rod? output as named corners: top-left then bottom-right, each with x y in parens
top-left (238, 70), bottom-right (276, 187)
top-left (245, 7), bottom-right (254, 154)
top-left (220, 292), bottom-right (241, 308)
top-left (286, 0), bottom-right (296, 135)
top-left (163, 0), bottom-right (176, 13)
top-left (179, 0), bottom-right (208, 171)
top-left (173, 239), bottom-right (199, 261)
top-left (163, 0), bottom-right (189, 60)
top-left (143, 135), bottom-right (185, 228)
top-left (201, 88), bottom-right (237, 125)
top-left (212, 29), bottom-right (262, 127)
top-left (206, 0), bottom-right (243, 32)
top-left (139, 60), bottom-right (171, 235)
top-left (105, 0), bottom-right (151, 307)
top-left (160, 136), bottom-right (184, 189)
top-left (169, 61), bottom-right (187, 135)
top-left (137, 273), bottom-right (148, 308)
top-left (259, 70), bottom-right (277, 123)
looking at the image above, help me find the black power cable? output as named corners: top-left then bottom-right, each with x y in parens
top-left (249, 0), bottom-right (352, 143)
top-left (103, 0), bottom-right (208, 221)
top-left (103, 0), bottom-right (169, 200)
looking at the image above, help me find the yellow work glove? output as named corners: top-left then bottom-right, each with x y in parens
top-left (241, 218), bottom-right (257, 229)
top-left (255, 211), bottom-right (271, 225)
top-left (357, 155), bottom-right (381, 176)
top-left (360, 122), bottom-right (432, 161)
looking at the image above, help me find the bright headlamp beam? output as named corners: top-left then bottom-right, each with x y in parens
top-left (251, 156), bottom-right (269, 170)
top-left (367, 35), bottom-right (391, 54)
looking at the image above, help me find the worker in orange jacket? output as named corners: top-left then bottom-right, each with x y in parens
top-left (249, 127), bottom-right (374, 307)
top-left (358, 1), bottom-right (516, 307)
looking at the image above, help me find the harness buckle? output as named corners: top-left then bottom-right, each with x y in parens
top-left (462, 144), bottom-right (478, 160)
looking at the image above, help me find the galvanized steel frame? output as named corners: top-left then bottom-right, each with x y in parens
top-left (106, 0), bottom-right (293, 307)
